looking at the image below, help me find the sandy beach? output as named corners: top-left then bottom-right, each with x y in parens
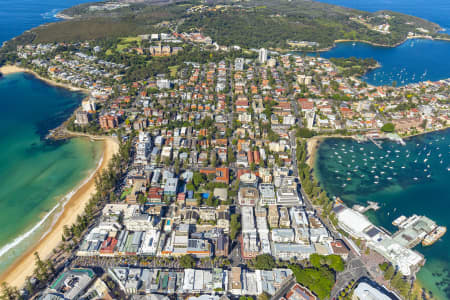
top-left (0, 137), bottom-right (119, 289)
top-left (306, 137), bottom-right (322, 167)
top-left (0, 65), bottom-right (89, 93)
top-left (306, 134), bottom-right (363, 167)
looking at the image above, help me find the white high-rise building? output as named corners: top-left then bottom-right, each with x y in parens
top-left (157, 78), bottom-right (171, 89)
top-left (82, 99), bottom-right (96, 112)
top-left (235, 57), bottom-right (244, 71)
top-left (135, 132), bottom-right (152, 165)
top-left (258, 48), bottom-right (268, 64)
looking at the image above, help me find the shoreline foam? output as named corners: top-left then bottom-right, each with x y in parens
top-left (0, 137), bottom-right (118, 288)
top-left (0, 154), bottom-right (103, 261)
top-left (0, 204), bottom-right (60, 259)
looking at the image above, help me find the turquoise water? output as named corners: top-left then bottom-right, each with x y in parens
top-left (315, 129), bottom-right (450, 299)
top-left (0, 73), bottom-right (103, 272)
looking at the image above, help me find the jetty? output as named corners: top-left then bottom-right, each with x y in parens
top-left (368, 136), bottom-right (382, 149)
top-left (385, 133), bottom-right (406, 146)
top-left (353, 135), bottom-right (368, 143)
top-left (352, 201), bottom-right (380, 213)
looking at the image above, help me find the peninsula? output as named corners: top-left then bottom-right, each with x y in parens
top-left (0, 0), bottom-right (448, 300)
top-left (1, 0), bottom-right (448, 54)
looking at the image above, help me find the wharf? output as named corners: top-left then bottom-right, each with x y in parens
top-left (353, 201), bottom-right (380, 213)
top-left (391, 215), bottom-right (438, 248)
top-left (385, 133), bottom-right (406, 146)
top-left (353, 135), bottom-right (368, 143)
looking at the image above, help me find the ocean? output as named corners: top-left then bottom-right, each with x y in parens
top-left (0, 0), bottom-right (91, 45)
top-left (0, 73), bottom-right (103, 272)
top-left (0, 0), bottom-right (98, 273)
top-left (315, 129), bottom-right (450, 299)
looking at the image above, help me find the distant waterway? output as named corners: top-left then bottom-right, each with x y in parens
top-left (315, 39), bottom-right (450, 86)
top-left (306, 0), bottom-right (450, 86)
top-left (0, 0), bottom-right (92, 45)
top-left (315, 129), bottom-right (450, 299)
top-left (316, 0), bottom-right (450, 32)
top-left (0, 73), bottom-right (103, 273)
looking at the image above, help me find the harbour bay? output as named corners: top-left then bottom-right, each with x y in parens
top-left (307, 0), bottom-right (450, 86)
top-left (315, 129), bottom-right (450, 299)
top-left (317, 39), bottom-right (450, 86)
top-left (312, 0), bottom-right (450, 298)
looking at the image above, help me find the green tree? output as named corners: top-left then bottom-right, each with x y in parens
top-left (186, 182), bottom-right (195, 191)
top-left (0, 282), bottom-right (18, 300)
top-left (193, 172), bottom-right (206, 188)
top-left (206, 194), bottom-right (219, 207)
top-left (381, 123), bottom-right (395, 133)
top-left (310, 253), bottom-right (322, 268)
top-left (227, 147), bottom-right (236, 163)
top-left (179, 254), bottom-right (196, 268)
top-left (230, 214), bottom-right (241, 240)
top-left (253, 254), bottom-right (276, 270)
top-left (289, 264), bottom-right (335, 299)
top-left (137, 193), bottom-right (147, 206)
top-left (327, 254), bottom-right (345, 272)
top-left (384, 264), bottom-right (395, 281)
top-left (296, 127), bottom-right (315, 138)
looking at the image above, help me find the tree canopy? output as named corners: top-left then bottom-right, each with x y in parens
top-left (289, 264), bottom-right (335, 299)
top-left (252, 254), bottom-right (276, 270)
top-left (179, 254), bottom-right (196, 268)
top-left (381, 122), bottom-right (395, 132)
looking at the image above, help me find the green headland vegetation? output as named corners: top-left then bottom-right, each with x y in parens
top-left (1, 0), bottom-right (447, 54)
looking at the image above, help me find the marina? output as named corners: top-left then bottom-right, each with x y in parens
top-left (335, 203), bottom-right (445, 277)
top-left (318, 132), bottom-right (448, 189)
top-left (316, 129), bottom-right (450, 299)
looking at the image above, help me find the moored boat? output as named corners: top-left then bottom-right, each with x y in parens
top-left (422, 226), bottom-right (447, 246)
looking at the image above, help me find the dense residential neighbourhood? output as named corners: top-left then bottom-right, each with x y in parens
top-left (1, 28), bottom-right (448, 300)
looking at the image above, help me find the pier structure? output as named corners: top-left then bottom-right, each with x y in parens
top-left (385, 133), bottom-right (406, 146)
top-left (368, 136), bottom-right (382, 149)
top-left (352, 201), bottom-right (380, 213)
top-left (391, 215), bottom-right (437, 248)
